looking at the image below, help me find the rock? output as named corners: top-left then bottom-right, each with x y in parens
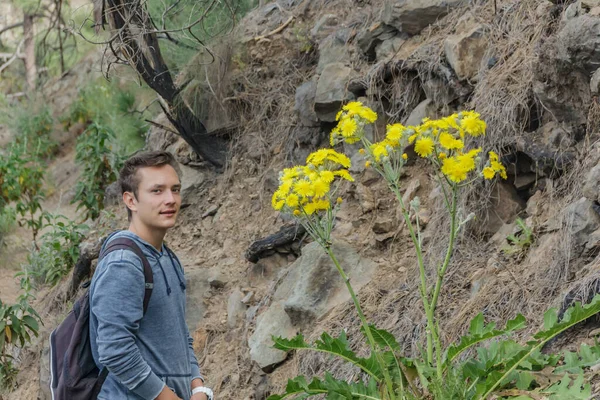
top-left (535, 0), bottom-right (554, 18)
top-left (591, 68), bottom-right (600, 95)
top-left (563, 197), bottom-right (600, 251)
top-left (402, 178), bottom-right (421, 205)
top-left (375, 36), bottom-right (406, 61)
top-left (248, 303), bottom-right (297, 371)
top-left (417, 208), bottom-right (431, 227)
top-left (373, 217), bottom-right (396, 234)
top-left (317, 34), bottom-right (350, 74)
top-left (208, 275), bottom-right (227, 289)
top-left (357, 22), bottom-right (399, 60)
top-left (383, 0), bottom-right (468, 35)
top-left (421, 75), bottom-right (460, 106)
top-left (489, 222), bottom-right (517, 248)
top-left (314, 63), bottom-right (353, 122)
top-left (513, 174), bottom-right (537, 191)
top-left (444, 24), bottom-right (487, 81)
top-left (403, 99), bottom-right (437, 126)
top-left (526, 190), bottom-right (544, 217)
top-left (585, 228), bottom-right (600, 254)
top-left (185, 270), bottom-right (209, 331)
top-left (356, 183), bottom-right (376, 212)
top-left (273, 240), bottom-right (377, 326)
top-left (39, 344), bottom-right (51, 400)
top-left (534, 16), bottom-right (600, 131)
top-left (583, 162), bottom-right (600, 202)
top-left (360, 167), bottom-right (380, 187)
top-left (145, 112), bottom-right (179, 151)
top-left (103, 181), bottom-right (121, 207)
top-left (202, 204), bottom-right (219, 218)
top-left (180, 165), bottom-right (206, 204)
top-left (242, 291), bottom-right (255, 304)
top-left (480, 182), bottom-right (525, 235)
top-left (562, 1), bottom-right (580, 23)
top-left (349, 151), bottom-right (367, 174)
top-left (310, 14), bottom-right (339, 41)
top-left (251, 253), bottom-right (289, 281)
top-left (227, 289), bottom-right (246, 328)
top-left (294, 81), bottom-right (319, 127)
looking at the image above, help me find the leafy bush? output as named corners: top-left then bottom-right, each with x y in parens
top-left (503, 218), bottom-right (534, 259)
top-left (269, 104), bottom-right (600, 399)
top-left (4, 103), bottom-right (58, 158)
top-left (0, 142), bottom-right (46, 242)
top-left (27, 214), bottom-right (88, 286)
top-left (71, 123), bottom-right (125, 221)
top-left (64, 80), bottom-right (148, 154)
top-left (0, 273), bottom-right (41, 391)
top-left (0, 206), bottom-right (16, 245)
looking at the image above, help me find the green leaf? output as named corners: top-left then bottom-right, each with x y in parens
top-left (273, 332), bottom-right (383, 381)
top-left (545, 374), bottom-right (590, 399)
top-left (554, 343), bottom-right (600, 374)
top-left (444, 314), bottom-right (526, 367)
top-left (362, 325), bottom-right (401, 352)
top-left (543, 308), bottom-right (558, 330)
top-left (21, 315), bottom-right (39, 333)
top-left (515, 371), bottom-right (535, 390)
top-left (267, 373), bottom-right (381, 400)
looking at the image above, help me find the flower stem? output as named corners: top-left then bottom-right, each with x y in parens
top-left (324, 246), bottom-right (396, 400)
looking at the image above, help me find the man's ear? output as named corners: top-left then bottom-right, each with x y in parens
top-left (123, 191), bottom-right (137, 213)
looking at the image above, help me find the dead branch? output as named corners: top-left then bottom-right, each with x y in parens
top-left (0, 40), bottom-right (24, 74)
top-left (254, 15), bottom-right (294, 42)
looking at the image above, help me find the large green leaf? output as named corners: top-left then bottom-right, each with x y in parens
top-left (545, 374), bottom-right (591, 399)
top-left (477, 295), bottom-right (600, 399)
top-left (444, 313), bottom-right (526, 368)
top-left (267, 373), bottom-right (381, 400)
top-left (273, 332), bottom-right (383, 381)
top-left (554, 343), bottom-right (600, 374)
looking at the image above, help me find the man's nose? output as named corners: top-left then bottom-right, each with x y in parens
top-left (164, 190), bottom-right (176, 204)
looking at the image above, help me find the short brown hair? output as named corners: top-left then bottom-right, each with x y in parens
top-left (119, 151), bottom-right (181, 220)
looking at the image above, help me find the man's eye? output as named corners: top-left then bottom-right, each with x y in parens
top-left (173, 188), bottom-right (181, 193)
top-left (152, 189), bottom-right (161, 193)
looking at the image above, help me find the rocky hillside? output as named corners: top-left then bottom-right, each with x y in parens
top-left (4, 0), bottom-right (600, 398)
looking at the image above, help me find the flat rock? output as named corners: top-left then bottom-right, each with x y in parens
top-left (383, 0), bottom-right (468, 35)
top-left (314, 63), bottom-right (353, 122)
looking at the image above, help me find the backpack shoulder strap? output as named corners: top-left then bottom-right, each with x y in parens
top-left (98, 237), bottom-right (153, 315)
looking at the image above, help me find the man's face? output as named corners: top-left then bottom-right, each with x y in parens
top-left (125, 164), bottom-right (182, 231)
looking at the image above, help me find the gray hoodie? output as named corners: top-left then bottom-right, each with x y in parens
top-left (89, 230), bottom-right (202, 399)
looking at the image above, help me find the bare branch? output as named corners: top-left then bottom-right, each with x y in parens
top-left (0, 40), bottom-right (25, 74)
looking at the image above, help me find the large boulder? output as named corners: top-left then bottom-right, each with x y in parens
top-left (356, 22), bottom-right (399, 60)
top-left (294, 81), bottom-right (319, 127)
top-left (534, 15), bottom-right (600, 131)
top-left (317, 33), bottom-right (350, 74)
top-left (563, 197), bottom-right (600, 252)
top-left (383, 0), bottom-right (468, 35)
top-left (273, 240), bottom-right (377, 326)
top-left (248, 303), bottom-right (297, 371)
top-left (444, 24), bottom-right (487, 81)
top-left (314, 63), bottom-right (353, 122)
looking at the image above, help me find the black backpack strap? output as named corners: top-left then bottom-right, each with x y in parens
top-left (98, 238), bottom-right (153, 315)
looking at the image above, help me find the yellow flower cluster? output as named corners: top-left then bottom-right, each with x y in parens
top-left (482, 151), bottom-right (508, 180)
top-left (271, 149), bottom-right (354, 215)
top-left (330, 102), bottom-right (378, 145)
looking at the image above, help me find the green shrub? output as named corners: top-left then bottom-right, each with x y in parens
top-left (71, 123), bottom-right (124, 221)
top-left (27, 214), bottom-right (88, 286)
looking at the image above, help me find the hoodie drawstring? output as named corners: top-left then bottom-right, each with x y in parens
top-left (167, 250), bottom-right (186, 291)
top-left (156, 258), bottom-right (172, 295)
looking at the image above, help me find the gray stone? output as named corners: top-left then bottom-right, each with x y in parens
top-left (310, 14), bottom-right (339, 40)
top-left (202, 204), bottom-right (219, 218)
top-left (422, 76), bottom-right (459, 106)
top-left (314, 63), bottom-right (353, 122)
top-left (180, 165), bottom-right (206, 204)
top-left (591, 68), bottom-right (600, 95)
top-left (103, 181), bottom-right (121, 207)
top-left (356, 183), bottom-right (376, 212)
top-left (248, 302), bottom-right (297, 371)
top-left (251, 253), bottom-right (289, 282)
top-left (481, 182), bottom-right (526, 235)
top-left (317, 34), bottom-right (349, 74)
top-left (583, 162), bottom-right (600, 202)
top-left (404, 99), bottom-right (437, 126)
top-left (376, 36), bottom-right (406, 61)
top-left (514, 174), bottom-right (537, 190)
top-left (185, 269), bottom-right (209, 331)
top-left (564, 197), bottom-right (600, 250)
top-left (294, 81), bottom-right (319, 127)
top-left (273, 240), bottom-right (376, 326)
top-left (444, 24), bottom-right (487, 81)
top-left (562, 1), bottom-right (580, 23)
top-left (585, 228), bottom-right (600, 253)
top-left (208, 276), bottom-right (227, 289)
top-left (145, 113), bottom-right (179, 151)
top-left (357, 22), bottom-right (398, 60)
top-left (402, 178), bottom-right (421, 205)
top-left (373, 217), bottom-right (396, 234)
top-left (383, 0), bottom-right (468, 35)
top-left (227, 289), bottom-right (246, 328)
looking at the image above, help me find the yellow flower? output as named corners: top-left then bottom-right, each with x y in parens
top-left (441, 157), bottom-right (469, 183)
top-left (313, 199), bottom-right (331, 210)
top-left (293, 209), bottom-right (301, 216)
top-left (482, 167), bottom-right (495, 180)
top-left (359, 107), bottom-right (378, 123)
top-left (408, 133), bottom-right (418, 144)
top-left (439, 152), bottom-right (447, 160)
top-left (286, 193), bottom-right (299, 208)
top-left (312, 179), bottom-right (330, 198)
top-left (359, 148), bottom-right (365, 154)
top-left (294, 180), bottom-right (314, 197)
top-left (414, 137), bottom-right (434, 157)
top-left (372, 143), bottom-right (388, 161)
top-left (281, 167), bottom-right (300, 181)
top-left (340, 118), bottom-right (358, 138)
top-left (343, 101), bottom-right (364, 115)
top-left (456, 153), bottom-right (476, 173)
top-left (488, 151), bottom-right (507, 179)
top-left (320, 170), bottom-right (335, 183)
top-left (272, 191), bottom-right (285, 210)
top-left (402, 153), bottom-right (408, 160)
top-left (460, 113), bottom-right (486, 137)
top-left (439, 132), bottom-right (464, 150)
top-left (336, 197), bottom-right (343, 204)
top-left (333, 169), bottom-right (354, 182)
top-left (386, 123), bottom-right (404, 143)
top-left (365, 161), bottom-right (371, 168)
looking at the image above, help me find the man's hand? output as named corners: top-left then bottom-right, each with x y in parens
top-left (191, 393), bottom-right (208, 400)
top-left (155, 385), bottom-right (181, 400)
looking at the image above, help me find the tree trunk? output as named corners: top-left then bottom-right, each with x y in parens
top-left (97, 0), bottom-right (228, 168)
top-left (23, 13), bottom-right (36, 91)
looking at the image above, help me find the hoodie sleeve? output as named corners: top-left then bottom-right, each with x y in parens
top-left (187, 327), bottom-right (204, 382)
top-left (92, 255), bottom-right (165, 399)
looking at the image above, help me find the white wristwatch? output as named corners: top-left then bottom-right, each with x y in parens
top-left (192, 386), bottom-right (214, 400)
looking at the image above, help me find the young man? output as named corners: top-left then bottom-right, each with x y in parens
top-left (89, 151), bottom-right (212, 400)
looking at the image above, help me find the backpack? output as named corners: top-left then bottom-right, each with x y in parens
top-left (49, 237), bottom-right (154, 400)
